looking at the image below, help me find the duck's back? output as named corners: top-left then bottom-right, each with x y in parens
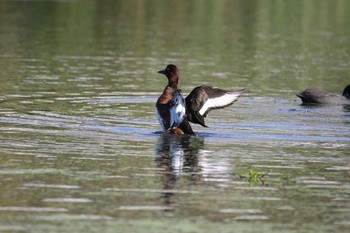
top-left (297, 88), bottom-right (348, 104)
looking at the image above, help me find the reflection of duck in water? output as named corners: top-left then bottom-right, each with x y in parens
top-left (155, 134), bottom-right (204, 176)
top-left (155, 134), bottom-right (204, 205)
top-left (297, 84), bottom-right (350, 105)
top-left (156, 64), bottom-right (245, 134)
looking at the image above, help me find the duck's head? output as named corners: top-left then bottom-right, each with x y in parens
top-left (342, 84), bottom-right (350, 99)
top-left (158, 64), bottom-right (180, 83)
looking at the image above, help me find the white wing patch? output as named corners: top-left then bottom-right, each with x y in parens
top-left (199, 92), bottom-right (241, 116)
top-left (170, 91), bottom-right (186, 128)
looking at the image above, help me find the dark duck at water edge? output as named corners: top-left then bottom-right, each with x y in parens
top-left (297, 84), bottom-right (350, 105)
top-left (155, 64), bottom-right (245, 134)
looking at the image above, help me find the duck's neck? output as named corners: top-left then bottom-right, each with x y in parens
top-left (167, 76), bottom-right (179, 89)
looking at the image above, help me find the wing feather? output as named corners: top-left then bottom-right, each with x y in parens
top-left (199, 91), bottom-right (243, 116)
top-left (185, 86), bottom-right (245, 127)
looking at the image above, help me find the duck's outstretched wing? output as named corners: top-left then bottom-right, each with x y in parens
top-left (185, 86), bottom-right (245, 127)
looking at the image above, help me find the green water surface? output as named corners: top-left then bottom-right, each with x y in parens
top-left (0, 0), bottom-right (350, 232)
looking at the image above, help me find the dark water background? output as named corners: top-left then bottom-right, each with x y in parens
top-left (0, 0), bottom-right (349, 232)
